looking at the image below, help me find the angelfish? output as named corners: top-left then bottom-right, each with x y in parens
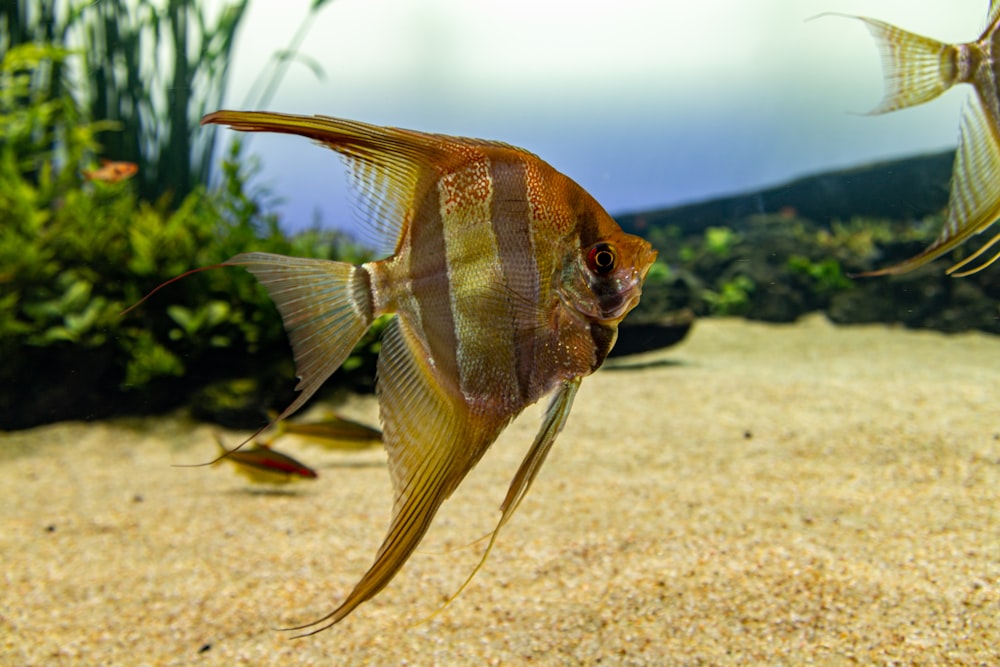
top-left (827, 3), bottom-right (1000, 276)
top-left (198, 111), bottom-right (656, 633)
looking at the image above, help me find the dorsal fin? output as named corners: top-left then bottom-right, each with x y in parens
top-left (201, 111), bottom-right (533, 255)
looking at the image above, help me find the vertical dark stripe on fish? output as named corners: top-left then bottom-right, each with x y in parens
top-left (984, 28), bottom-right (1000, 131)
top-left (489, 157), bottom-right (538, 403)
top-left (589, 321), bottom-right (618, 371)
top-left (352, 264), bottom-right (374, 321)
top-left (573, 189), bottom-right (605, 249)
top-left (409, 186), bottom-right (460, 391)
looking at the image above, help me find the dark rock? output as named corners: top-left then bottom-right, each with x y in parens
top-left (616, 150), bottom-right (953, 237)
top-left (610, 310), bottom-right (695, 358)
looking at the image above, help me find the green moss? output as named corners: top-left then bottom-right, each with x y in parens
top-left (786, 255), bottom-right (852, 295)
top-left (704, 226), bottom-right (739, 256)
top-left (704, 275), bottom-right (755, 316)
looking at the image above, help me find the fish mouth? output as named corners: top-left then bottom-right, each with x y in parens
top-left (595, 277), bottom-right (644, 322)
top-left (569, 270), bottom-right (645, 323)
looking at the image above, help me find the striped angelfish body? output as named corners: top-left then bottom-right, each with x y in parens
top-left (200, 111), bottom-right (656, 633)
top-left (370, 143), bottom-right (625, 417)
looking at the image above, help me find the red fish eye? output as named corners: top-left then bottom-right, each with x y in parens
top-left (586, 243), bottom-right (617, 275)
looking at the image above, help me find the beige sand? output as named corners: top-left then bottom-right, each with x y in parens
top-left (2, 315), bottom-right (998, 666)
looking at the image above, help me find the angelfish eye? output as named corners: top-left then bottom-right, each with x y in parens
top-left (586, 243), bottom-right (617, 275)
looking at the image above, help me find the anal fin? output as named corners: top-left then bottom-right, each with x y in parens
top-left (288, 316), bottom-right (507, 635)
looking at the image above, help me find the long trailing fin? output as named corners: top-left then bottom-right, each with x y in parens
top-left (942, 92), bottom-right (1000, 275)
top-left (857, 94), bottom-right (1000, 276)
top-left (122, 253), bottom-right (375, 462)
top-left (121, 262), bottom-right (301, 463)
top-left (287, 317), bottom-right (507, 636)
top-left (427, 378), bottom-right (581, 620)
top-left (119, 263), bottom-right (229, 317)
top-left (947, 229), bottom-right (1000, 276)
top-left (123, 264), bottom-right (294, 464)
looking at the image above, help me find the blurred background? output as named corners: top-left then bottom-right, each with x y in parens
top-left (213, 0), bottom-right (979, 234)
top-left (2, 0), bottom-right (994, 430)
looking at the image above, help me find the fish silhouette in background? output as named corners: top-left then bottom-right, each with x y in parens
top-left (213, 436), bottom-right (318, 485)
top-left (82, 159), bottom-right (138, 183)
top-left (183, 111), bottom-right (656, 634)
top-left (829, 3), bottom-right (1000, 276)
top-left (266, 412), bottom-right (383, 451)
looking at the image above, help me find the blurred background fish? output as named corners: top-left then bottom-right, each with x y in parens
top-left (828, 2), bottom-right (1000, 276)
top-left (82, 159), bottom-right (138, 183)
top-left (194, 110), bottom-right (655, 633)
top-left (265, 412), bottom-right (383, 451)
top-left (213, 435), bottom-right (317, 485)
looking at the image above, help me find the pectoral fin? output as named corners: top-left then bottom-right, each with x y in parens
top-left (436, 377), bottom-right (581, 612)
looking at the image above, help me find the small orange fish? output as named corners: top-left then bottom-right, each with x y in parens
top-left (214, 436), bottom-right (317, 485)
top-left (83, 159), bottom-right (138, 183)
top-left (826, 4), bottom-right (1000, 276)
top-left (158, 110), bottom-right (655, 633)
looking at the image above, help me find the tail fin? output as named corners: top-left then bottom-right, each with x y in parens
top-left (853, 15), bottom-right (955, 115)
top-left (223, 252), bottom-right (375, 422)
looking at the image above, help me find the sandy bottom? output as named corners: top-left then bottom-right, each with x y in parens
top-left (2, 315), bottom-right (999, 666)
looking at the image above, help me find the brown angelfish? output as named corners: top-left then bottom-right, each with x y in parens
top-left (187, 111), bottom-right (655, 633)
top-left (827, 3), bottom-right (1000, 276)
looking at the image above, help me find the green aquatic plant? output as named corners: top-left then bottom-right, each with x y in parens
top-left (704, 225), bottom-right (740, 256)
top-left (704, 275), bottom-right (755, 316)
top-left (786, 255), bottom-right (852, 296)
top-left (2, 0), bottom-right (251, 202)
top-left (644, 260), bottom-right (673, 284)
top-left (0, 45), bottom-right (377, 429)
top-left (819, 218), bottom-right (897, 261)
top-left (3, 0), bottom-right (341, 206)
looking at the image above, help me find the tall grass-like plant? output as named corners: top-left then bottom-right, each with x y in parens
top-left (241, 0), bottom-right (339, 110)
top-left (4, 0), bottom-right (343, 205)
top-left (74, 0), bottom-right (250, 202)
top-left (2, 0), bottom-right (250, 203)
